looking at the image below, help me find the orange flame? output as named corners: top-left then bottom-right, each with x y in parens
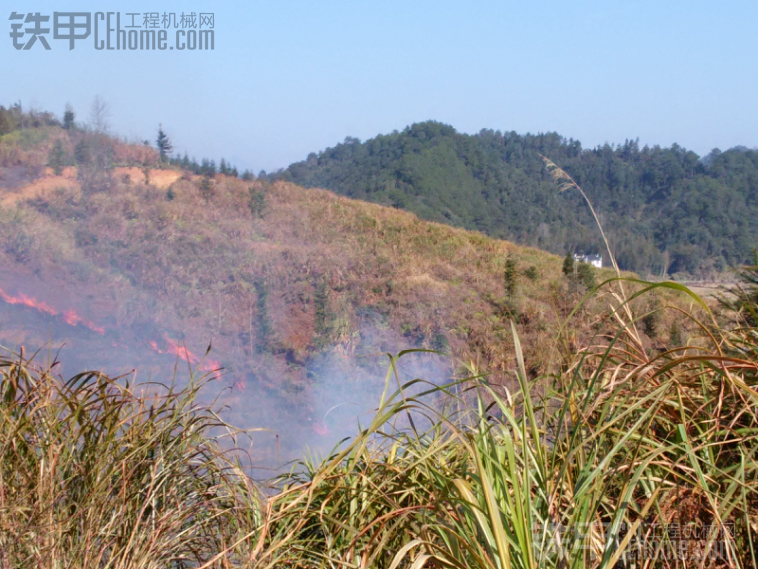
top-left (62, 309), bottom-right (105, 334)
top-left (0, 285), bottom-right (222, 378)
top-left (150, 336), bottom-right (221, 379)
top-left (0, 286), bottom-right (104, 334)
top-left (201, 357), bottom-right (222, 379)
top-left (164, 336), bottom-right (200, 364)
top-left (0, 286), bottom-right (58, 316)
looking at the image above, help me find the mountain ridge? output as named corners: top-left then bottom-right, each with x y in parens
top-left (272, 120), bottom-right (758, 276)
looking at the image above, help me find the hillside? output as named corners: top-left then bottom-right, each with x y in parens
top-left (0, 112), bottom-right (697, 464)
top-left (0, 118), bottom-right (609, 461)
top-left (274, 121), bottom-right (758, 277)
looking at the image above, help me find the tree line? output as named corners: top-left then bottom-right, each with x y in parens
top-left (1, 102), bottom-right (254, 182)
top-left (271, 121), bottom-right (758, 277)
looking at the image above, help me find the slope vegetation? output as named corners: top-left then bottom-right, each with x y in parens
top-left (276, 121), bottom-right (758, 276)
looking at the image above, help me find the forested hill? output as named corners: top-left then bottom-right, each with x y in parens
top-left (273, 121), bottom-right (758, 276)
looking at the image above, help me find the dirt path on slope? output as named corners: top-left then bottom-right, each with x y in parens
top-left (0, 167), bottom-right (183, 207)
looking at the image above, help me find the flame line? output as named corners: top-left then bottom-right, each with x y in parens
top-left (0, 285), bottom-right (222, 379)
top-left (0, 286), bottom-right (105, 334)
top-left (151, 335), bottom-right (221, 379)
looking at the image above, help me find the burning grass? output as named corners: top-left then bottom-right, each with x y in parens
top-left (0, 284), bottom-right (104, 334)
top-left (0, 149), bottom-right (605, 400)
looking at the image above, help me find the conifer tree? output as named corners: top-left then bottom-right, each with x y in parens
top-left (562, 252), bottom-right (575, 278)
top-left (74, 140), bottom-right (89, 164)
top-left (156, 124), bottom-right (172, 162)
top-left (313, 280), bottom-right (330, 346)
top-left (63, 105), bottom-right (75, 130)
top-left (254, 279), bottom-right (271, 352)
top-left (200, 176), bottom-right (214, 201)
top-left (0, 106), bottom-right (13, 135)
top-left (577, 262), bottom-right (596, 289)
top-left (48, 140), bottom-right (65, 175)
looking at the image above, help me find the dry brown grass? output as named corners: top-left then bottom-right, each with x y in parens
top-left (0, 153), bottom-right (688, 394)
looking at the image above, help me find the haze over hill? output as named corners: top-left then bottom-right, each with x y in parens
top-left (274, 121), bottom-right (758, 277)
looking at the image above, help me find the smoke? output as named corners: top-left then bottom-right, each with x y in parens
top-left (300, 329), bottom-right (452, 455)
top-left (0, 277), bottom-right (454, 474)
top-left (212, 311), bottom-right (454, 475)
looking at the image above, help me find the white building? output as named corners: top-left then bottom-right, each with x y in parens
top-left (574, 254), bottom-right (602, 269)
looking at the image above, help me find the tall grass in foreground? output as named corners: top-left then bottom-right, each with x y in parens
top-left (2, 277), bottom-right (758, 568)
top-left (258, 284), bottom-right (758, 569)
top-left (0, 355), bottom-right (260, 568)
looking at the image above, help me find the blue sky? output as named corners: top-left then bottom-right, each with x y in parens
top-left (3, 1), bottom-right (757, 172)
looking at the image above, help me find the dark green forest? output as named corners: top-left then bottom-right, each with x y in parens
top-left (273, 121), bottom-right (758, 276)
